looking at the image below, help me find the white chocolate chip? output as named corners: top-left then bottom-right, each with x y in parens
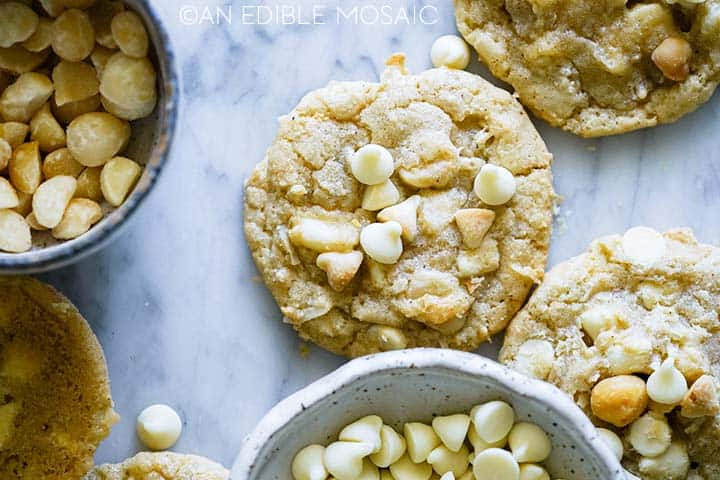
top-left (454, 208), bottom-right (495, 248)
top-left (389, 453), bottom-right (433, 480)
top-left (638, 441), bottom-right (690, 479)
top-left (468, 423), bottom-right (508, 452)
top-left (292, 445), bottom-right (328, 480)
top-left (440, 473), bottom-right (455, 480)
top-left (622, 227), bottom-right (666, 265)
top-left (432, 414), bottom-right (470, 453)
top-left (508, 422), bottom-right (551, 463)
top-left (472, 448), bottom-right (520, 480)
top-left (316, 251), bottom-right (363, 291)
top-left (324, 441), bottom-right (375, 480)
top-left (289, 217), bottom-right (360, 253)
top-left (377, 195), bottom-right (421, 242)
top-left (473, 164), bottom-right (516, 206)
top-left (519, 464), bottom-right (550, 480)
top-left (646, 358), bottom-right (688, 405)
top-left (339, 415), bottom-right (383, 453)
top-left (404, 422), bottom-right (441, 463)
top-left (597, 428), bottom-right (624, 462)
top-left (431, 35), bottom-right (471, 70)
top-left (513, 339), bottom-right (555, 380)
top-left (628, 413), bottom-right (672, 458)
top-left (356, 458), bottom-right (379, 480)
top-left (370, 424), bottom-right (406, 468)
top-left (360, 221), bottom-right (403, 265)
top-left (580, 305), bottom-right (626, 341)
top-left (351, 144), bottom-right (394, 185)
top-left (427, 444), bottom-right (470, 477)
top-left (362, 180), bottom-right (400, 211)
top-left (32, 175), bottom-right (77, 228)
top-left (0, 178), bottom-right (18, 209)
top-left (471, 401), bottom-right (515, 444)
top-left (136, 404), bottom-right (182, 451)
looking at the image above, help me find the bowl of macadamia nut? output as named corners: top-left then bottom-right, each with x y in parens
top-left (0, 0), bottom-right (177, 272)
top-left (233, 349), bottom-right (628, 480)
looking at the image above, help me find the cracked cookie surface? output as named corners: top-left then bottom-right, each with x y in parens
top-left (244, 54), bottom-right (555, 357)
top-left (500, 229), bottom-right (720, 479)
top-left (455, 0), bottom-right (720, 137)
top-left (0, 277), bottom-right (118, 479)
top-left (85, 452), bottom-right (229, 480)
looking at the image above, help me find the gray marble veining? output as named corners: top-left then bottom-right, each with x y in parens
top-left (36, 0), bottom-right (720, 469)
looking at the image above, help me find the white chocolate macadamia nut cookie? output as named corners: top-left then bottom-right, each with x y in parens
top-left (244, 54), bottom-right (556, 357)
top-left (501, 228), bottom-right (720, 479)
top-left (455, 0), bottom-right (720, 137)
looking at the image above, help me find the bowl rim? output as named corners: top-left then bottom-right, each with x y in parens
top-left (232, 348), bottom-right (626, 479)
top-left (0, 0), bottom-right (179, 273)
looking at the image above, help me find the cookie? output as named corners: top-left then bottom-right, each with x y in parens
top-left (244, 54), bottom-right (556, 357)
top-left (455, 0), bottom-right (720, 137)
top-left (0, 276), bottom-right (118, 479)
top-left (85, 452), bottom-right (229, 480)
top-left (500, 228), bottom-right (720, 479)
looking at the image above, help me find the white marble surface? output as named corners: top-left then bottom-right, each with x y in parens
top-left (37, 0), bottom-right (720, 470)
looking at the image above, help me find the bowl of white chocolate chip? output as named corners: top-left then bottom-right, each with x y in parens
top-left (232, 349), bottom-right (628, 480)
top-left (0, 0), bottom-right (177, 272)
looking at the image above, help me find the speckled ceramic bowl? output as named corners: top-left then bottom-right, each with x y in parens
top-left (231, 348), bottom-right (626, 480)
top-left (0, 0), bottom-right (178, 274)
top-left (233, 349), bottom-right (627, 480)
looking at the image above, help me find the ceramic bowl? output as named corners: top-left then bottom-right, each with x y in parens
top-left (233, 348), bottom-right (626, 480)
top-left (0, 0), bottom-right (179, 273)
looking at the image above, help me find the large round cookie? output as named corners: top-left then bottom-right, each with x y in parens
top-left (455, 0), bottom-right (720, 137)
top-left (245, 54), bottom-right (555, 357)
top-left (85, 452), bottom-right (229, 480)
top-left (0, 277), bottom-right (118, 479)
top-left (500, 228), bottom-right (720, 479)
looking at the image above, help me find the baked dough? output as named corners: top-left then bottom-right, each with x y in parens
top-left (245, 54), bottom-right (556, 357)
top-left (86, 452), bottom-right (229, 480)
top-left (0, 277), bottom-right (118, 479)
top-left (501, 228), bottom-right (720, 478)
top-left (455, 0), bottom-right (720, 137)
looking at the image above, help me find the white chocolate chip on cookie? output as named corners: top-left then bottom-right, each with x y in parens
top-left (646, 358), bottom-right (688, 405)
top-left (579, 305), bottom-right (625, 341)
top-left (622, 227), bottom-right (666, 265)
top-left (638, 440), bottom-right (690, 479)
top-left (289, 217), bottom-right (360, 253)
top-left (136, 404), bottom-right (183, 451)
top-left (362, 179), bottom-right (400, 211)
top-left (431, 35), bottom-right (471, 70)
top-left (377, 195), bottom-right (421, 242)
top-left (473, 164), bottom-right (516, 206)
top-left (316, 251), bottom-right (363, 291)
top-left (351, 144), bottom-right (394, 185)
top-left (360, 221), bottom-right (403, 264)
top-left (628, 413), bottom-right (672, 458)
top-left (454, 208), bottom-right (495, 248)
